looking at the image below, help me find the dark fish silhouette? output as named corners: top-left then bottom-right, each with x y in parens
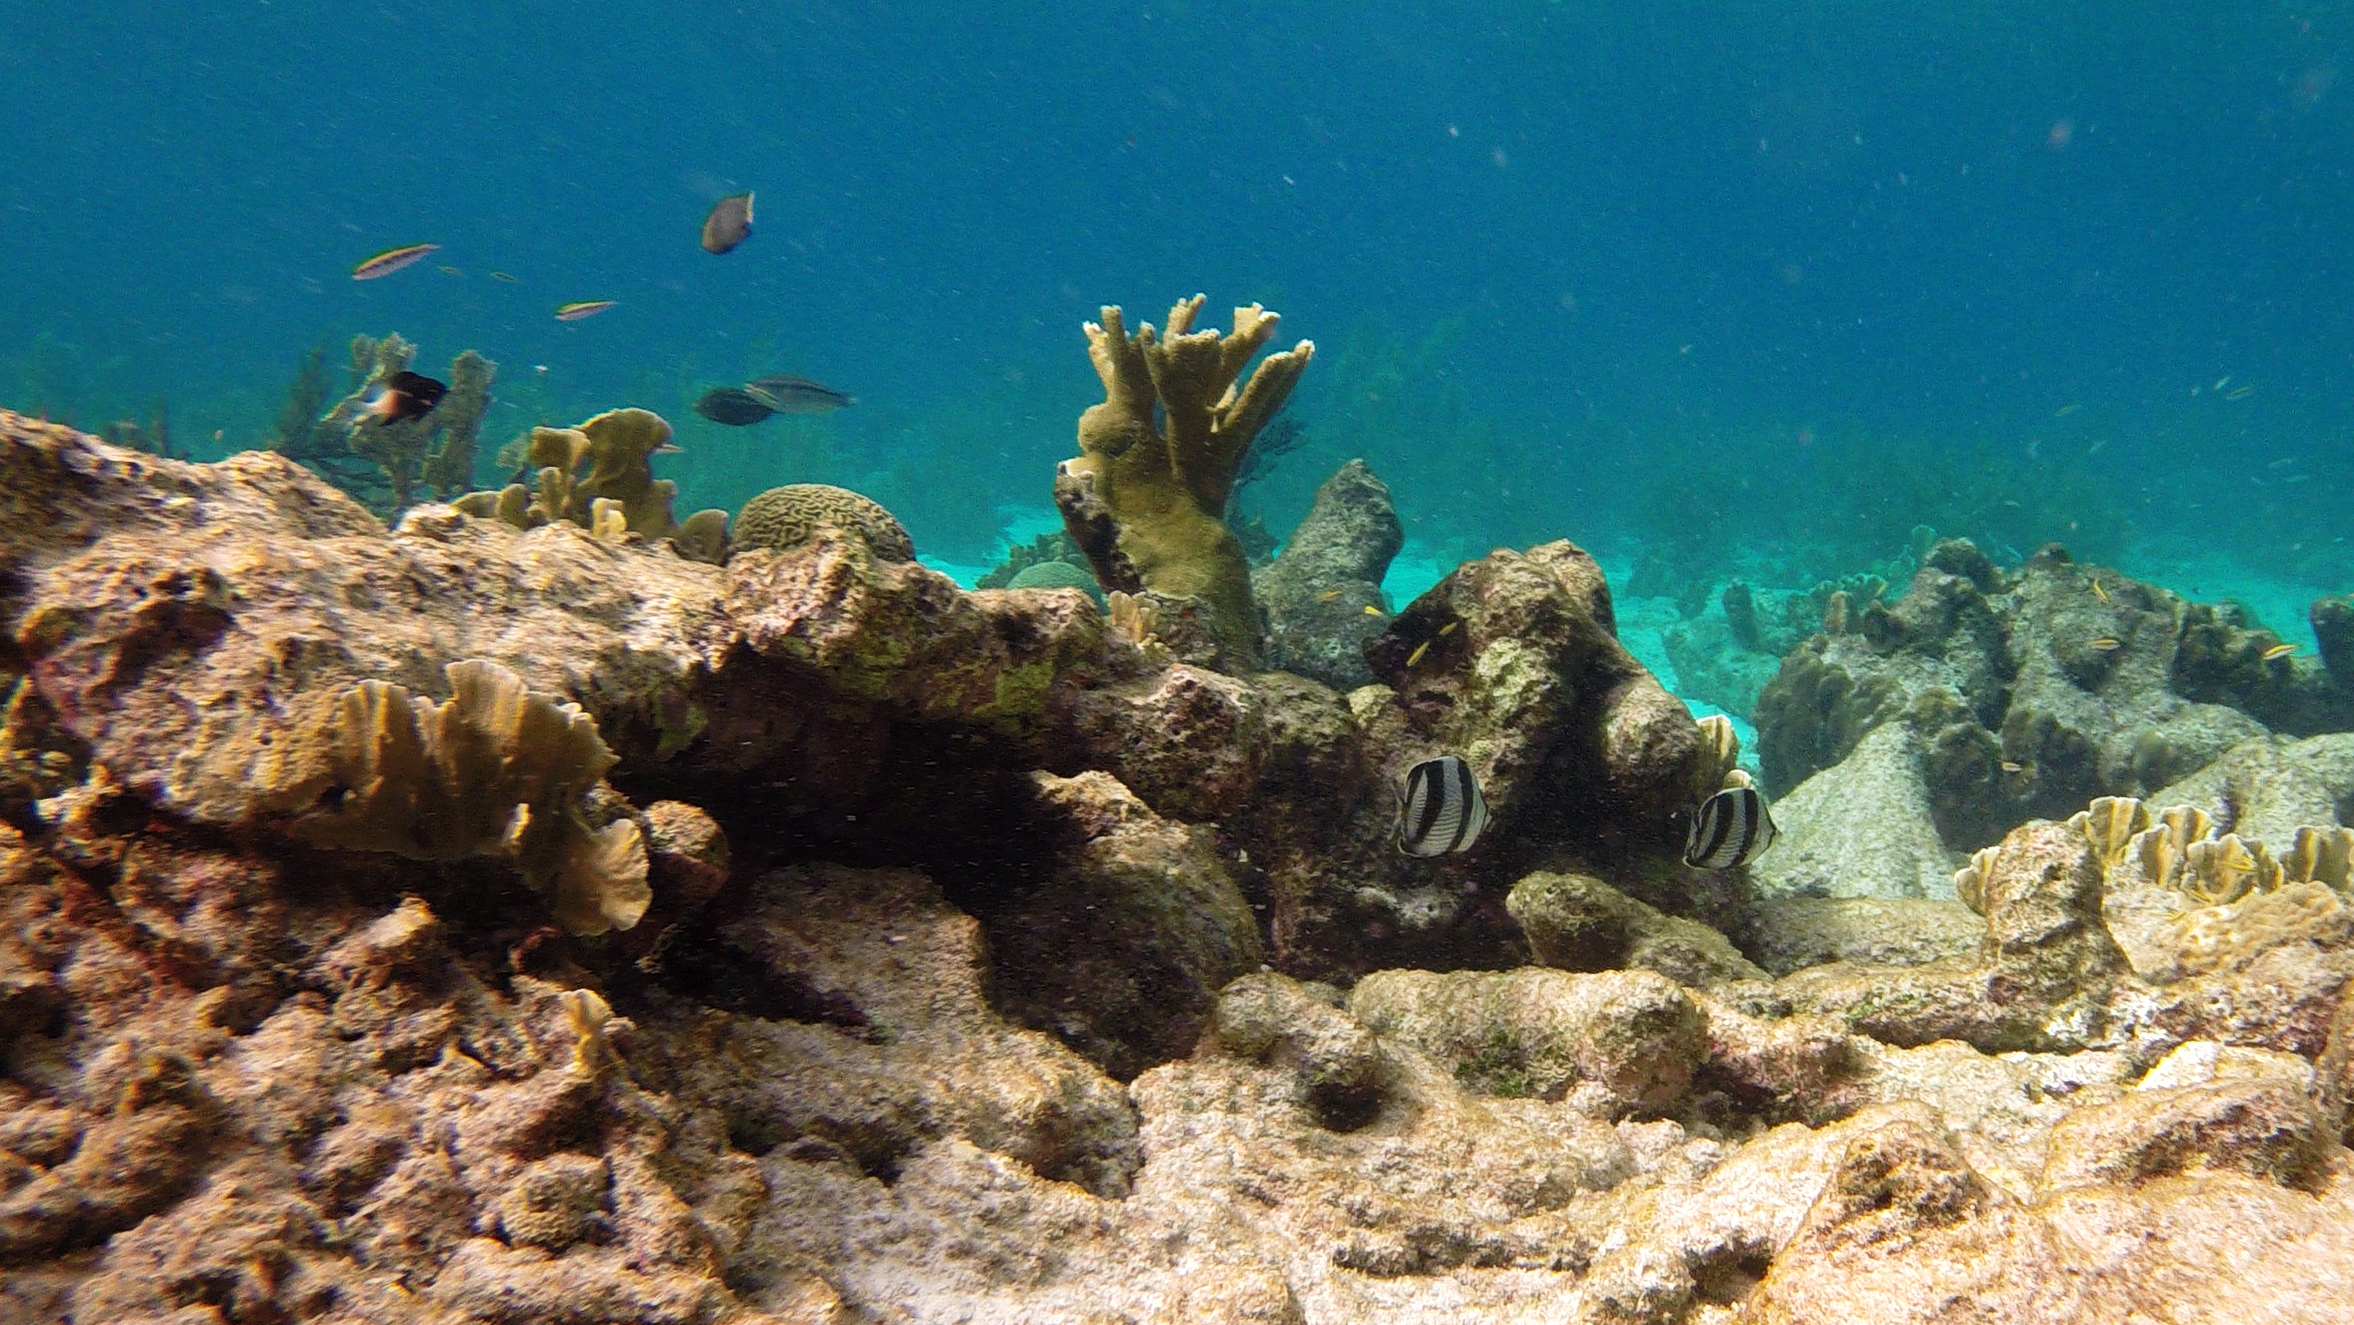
top-left (701, 191), bottom-right (754, 254)
top-left (693, 387), bottom-right (777, 426)
top-left (367, 371), bottom-right (447, 422)
top-left (744, 374), bottom-right (855, 413)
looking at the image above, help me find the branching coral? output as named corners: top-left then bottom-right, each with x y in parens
top-left (1055, 296), bottom-right (1315, 666)
top-left (293, 658), bottom-right (650, 936)
top-left (454, 408), bottom-right (730, 564)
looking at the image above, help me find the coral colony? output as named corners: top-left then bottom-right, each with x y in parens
top-left (3, 297), bottom-right (2354, 1321)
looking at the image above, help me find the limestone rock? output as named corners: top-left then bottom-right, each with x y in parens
top-left (1506, 869), bottom-right (1768, 986)
top-left (1749, 722), bottom-right (1959, 901)
top-left (1739, 895), bottom-right (1985, 976)
top-left (1253, 459), bottom-right (1402, 689)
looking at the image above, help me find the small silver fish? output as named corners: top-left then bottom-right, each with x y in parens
top-left (1686, 786), bottom-right (1777, 869)
top-left (1397, 755), bottom-right (1488, 857)
top-left (744, 374), bottom-right (856, 414)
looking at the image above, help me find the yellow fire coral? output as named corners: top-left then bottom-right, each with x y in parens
top-left (1056, 296), bottom-right (1315, 665)
top-left (294, 658), bottom-right (650, 936)
top-left (455, 408), bottom-right (729, 563)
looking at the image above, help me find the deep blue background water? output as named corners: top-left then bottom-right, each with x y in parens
top-left (5, 2), bottom-right (2350, 592)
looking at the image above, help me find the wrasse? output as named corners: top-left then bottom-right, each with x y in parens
top-left (2262, 642), bottom-right (2298, 661)
top-left (352, 243), bottom-right (439, 280)
top-left (555, 300), bottom-right (617, 321)
top-left (2088, 637), bottom-right (2123, 652)
top-left (2088, 579), bottom-right (2110, 604)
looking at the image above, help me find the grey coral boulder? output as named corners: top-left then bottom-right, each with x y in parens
top-left (1253, 459), bottom-right (1403, 689)
top-left (1750, 722), bottom-right (1959, 902)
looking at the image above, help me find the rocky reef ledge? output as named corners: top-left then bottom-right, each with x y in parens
top-left (4, 412), bottom-right (2354, 1323)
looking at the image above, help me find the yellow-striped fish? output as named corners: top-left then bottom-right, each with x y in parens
top-left (2054, 402), bottom-right (2081, 417)
top-left (555, 300), bottom-right (617, 321)
top-left (352, 243), bottom-right (439, 281)
top-left (1406, 641), bottom-right (1431, 667)
top-left (1363, 606), bottom-right (1382, 617)
top-left (2262, 642), bottom-right (2298, 661)
top-left (2001, 760), bottom-right (2025, 774)
top-left (2088, 637), bottom-right (2123, 652)
top-left (1317, 588), bottom-right (1345, 602)
top-left (490, 270), bottom-right (521, 283)
top-left (1437, 621), bottom-right (1459, 637)
top-left (2088, 579), bottom-right (2110, 604)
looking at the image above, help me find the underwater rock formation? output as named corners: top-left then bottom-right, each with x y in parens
top-left (1252, 458), bottom-right (1402, 688)
top-left (1055, 296), bottom-right (1315, 667)
top-left (12, 411), bottom-right (2354, 1321)
top-left (1753, 539), bottom-right (2351, 849)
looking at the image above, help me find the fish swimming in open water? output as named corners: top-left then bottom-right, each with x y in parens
top-left (352, 243), bottom-right (439, 281)
top-left (701, 191), bottom-right (755, 254)
top-left (1397, 755), bottom-right (1489, 857)
top-left (365, 371), bottom-right (446, 422)
top-left (693, 387), bottom-right (777, 426)
top-left (744, 374), bottom-right (856, 413)
top-left (1685, 785), bottom-right (1777, 869)
top-left (556, 300), bottom-right (617, 321)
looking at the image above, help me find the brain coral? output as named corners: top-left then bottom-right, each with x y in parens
top-left (1008, 559), bottom-right (1104, 602)
top-left (736, 484), bottom-right (914, 562)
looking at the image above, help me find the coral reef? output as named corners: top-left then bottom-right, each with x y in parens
top-left (976, 529), bottom-right (1089, 589)
top-left (1004, 557), bottom-right (1103, 605)
top-left (11, 409), bottom-right (2354, 1322)
top-left (1056, 296), bottom-right (1315, 666)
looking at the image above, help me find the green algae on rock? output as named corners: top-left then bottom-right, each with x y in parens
top-left (293, 658), bottom-right (651, 936)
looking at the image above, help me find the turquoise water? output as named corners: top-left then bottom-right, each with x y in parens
top-left (5, 4), bottom-right (2350, 615)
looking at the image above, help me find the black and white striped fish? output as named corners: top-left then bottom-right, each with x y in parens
top-left (1397, 755), bottom-right (1489, 857)
top-left (1684, 785), bottom-right (1778, 869)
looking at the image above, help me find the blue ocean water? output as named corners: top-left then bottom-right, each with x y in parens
top-left (5, 4), bottom-right (2349, 633)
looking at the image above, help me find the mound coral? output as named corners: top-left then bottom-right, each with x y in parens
top-left (734, 482), bottom-right (914, 562)
top-left (293, 658), bottom-right (650, 936)
top-left (1055, 296), bottom-right (1314, 667)
top-left (455, 408), bottom-right (730, 562)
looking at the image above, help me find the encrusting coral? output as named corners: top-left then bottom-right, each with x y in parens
top-left (733, 482), bottom-right (914, 562)
top-left (291, 658), bottom-right (650, 936)
top-left (319, 332), bottom-right (496, 515)
top-left (1055, 296), bottom-right (1315, 666)
top-left (454, 407), bottom-right (730, 563)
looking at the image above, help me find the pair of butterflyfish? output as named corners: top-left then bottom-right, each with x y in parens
top-left (1391, 754), bottom-right (1779, 869)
